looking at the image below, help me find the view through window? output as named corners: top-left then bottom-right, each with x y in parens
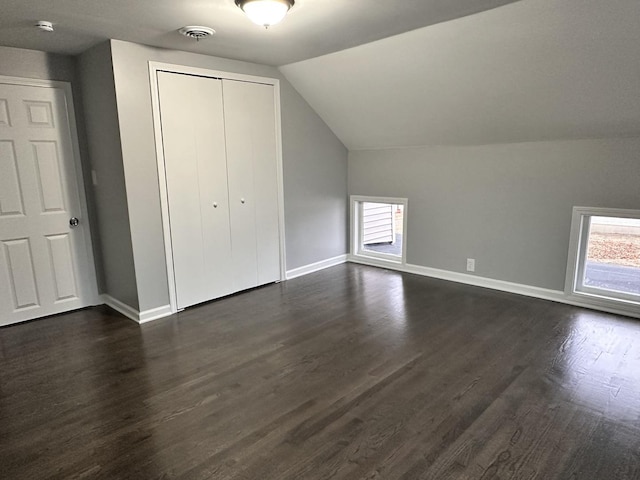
top-left (583, 216), bottom-right (640, 298)
top-left (361, 202), bottom-right (405, 257)
top-left (351, 196), bottom-right (407, 263)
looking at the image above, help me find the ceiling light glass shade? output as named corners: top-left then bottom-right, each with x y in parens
top-left (235, 0), bottom-right (294, 28)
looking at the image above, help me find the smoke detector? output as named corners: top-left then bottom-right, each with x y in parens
top-left (178, 26), bottom-right (215, 40)
top-left (35, 21), bottom-right (54, 32)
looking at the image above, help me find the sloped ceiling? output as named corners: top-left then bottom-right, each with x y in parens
top-left (0, 0), bottom-right (518, 66)
top-left (280, 0), bottom-right (640, 149)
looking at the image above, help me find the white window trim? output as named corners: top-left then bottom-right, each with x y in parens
top-left (350, 195), bottom-right (408, 266)
top-left (565, 206), bottom-right (640, 316)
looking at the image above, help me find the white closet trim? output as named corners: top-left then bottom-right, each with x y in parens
top-left (148, 62), bottom-right (287, 314)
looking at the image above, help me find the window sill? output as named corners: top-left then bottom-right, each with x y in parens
top-left (565, 290), bottom-right (640, 318)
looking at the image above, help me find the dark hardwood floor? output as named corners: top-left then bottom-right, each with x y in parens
top-left (1, 263), bottom-right (639, 479)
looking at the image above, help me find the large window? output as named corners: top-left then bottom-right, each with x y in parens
top-left (351, 196), bottom-right (407, 264)
top-left (566, 207), bottom-right (640, 313)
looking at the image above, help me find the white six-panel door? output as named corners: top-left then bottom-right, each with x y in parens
top-left (0, 80), bottom-right (97, 326)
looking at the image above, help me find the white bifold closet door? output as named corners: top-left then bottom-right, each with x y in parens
top-left (157, 72), bottom-right (234, 309)
top-left (157, 72), bottom-right (281, 310)
top-left (222, 79), bottom-right (280, 292)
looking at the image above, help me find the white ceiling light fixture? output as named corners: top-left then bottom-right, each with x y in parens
top-left (179, 26), bottom-right (216, 41)
top-left (235, 0), bottom-right (295, 28)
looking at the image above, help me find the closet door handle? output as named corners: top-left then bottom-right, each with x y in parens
top-left (240, 198), bottom-right (246, 204)
top-left (213, 202), bottom-right (218, 208)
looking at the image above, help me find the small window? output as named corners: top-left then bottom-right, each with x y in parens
top-left (351, 196), bottom-right (407, 264)
top-left (566, 207), bottom-right (640, 312)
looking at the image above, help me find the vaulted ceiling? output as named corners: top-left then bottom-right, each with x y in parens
top-left (280, 0), bottom-right (640, 149)
top-left (3, 0), bottom-right (639, 150)
top-left (0, 0), bottom-right (518, 65)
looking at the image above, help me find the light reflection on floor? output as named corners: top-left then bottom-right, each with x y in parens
top-left (549, 311), bottom-right (640, 423)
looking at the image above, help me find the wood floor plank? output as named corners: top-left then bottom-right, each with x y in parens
top-left (1, 264), bottom-right (639, 479)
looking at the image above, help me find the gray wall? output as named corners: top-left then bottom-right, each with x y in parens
top-left (0, 46), bottom-right (76, 81)
top-left (349, 138), bottom-right (640, 291)
top-left (281, 79), bottom-right (349, 264)
top-left (109, 40), bottom-right (347, 311)
top-left (77, 42), bottom-right (139, 309)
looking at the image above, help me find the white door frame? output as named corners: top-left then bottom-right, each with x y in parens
top-left (148, 62), bottom-right (287, 314)
top-left (0, 75), bottom-right (100, 310)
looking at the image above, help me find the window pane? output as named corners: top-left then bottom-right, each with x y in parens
top-left (362, 203), bottom-right (404, 257)
top-left (583, 216), bottom-right (640, 297)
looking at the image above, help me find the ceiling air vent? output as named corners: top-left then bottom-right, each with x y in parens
top-left (179, 26), bottom-right (216, 40)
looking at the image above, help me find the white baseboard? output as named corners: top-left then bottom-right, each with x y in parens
top-left (139, 304), bottom-right (173, 323)
top-left (102, 256), bottom-right (638, 323)
top-left (101, 294), bottom-right (173, 324)
top-left (102, 294), bottom-right (139, 323)
top-left (348, 255), bottom-right (640, 320)
top-left (402, 261), bottom-right (565, 303)
top-left (286, 254), bottom-right (348, 280)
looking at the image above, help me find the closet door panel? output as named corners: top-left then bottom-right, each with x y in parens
top-left (192, 75), bottom-right (234, 303)
top-left (158, 72), bottom-right (232, 309)
top-left (249, 84), bottom-right (281, 285)
top-left (158, 71), bottom-right (204, 308)
top-left (223, 80), bottom-right (281, 289)
top-left (222, 80), bottom-right (259, 292)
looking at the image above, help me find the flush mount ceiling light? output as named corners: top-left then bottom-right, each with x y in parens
top-left (179, 26), bottom-right (216, 40)
top-left (235, 0), bottom-right (295, 28)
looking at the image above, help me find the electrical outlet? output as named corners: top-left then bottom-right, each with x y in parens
top-left (466, 258), bottom-right (475, 272)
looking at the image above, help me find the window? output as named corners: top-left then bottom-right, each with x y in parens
top-left (351, 196), bottom-right (407, 264)
top-left (566, 207), bottom-right (640, 312)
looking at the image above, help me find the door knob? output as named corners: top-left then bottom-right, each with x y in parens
top-left (213, 202), bottom-right (218, 208)
top-left (69, 217), bottom-right (80, 228)
top-left (240, 198), bottom-right (246, 204)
